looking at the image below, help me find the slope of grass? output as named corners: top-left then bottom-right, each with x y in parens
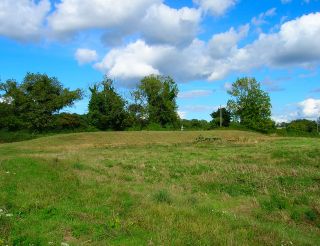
top-left (0, 131), bottom-right (319, 245)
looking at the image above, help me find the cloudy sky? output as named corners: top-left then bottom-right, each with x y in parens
top-left (0, 0), bottom-right (320, 121)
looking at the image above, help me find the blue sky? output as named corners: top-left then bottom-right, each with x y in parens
top-left (0, 0), bottom-right (320, 122)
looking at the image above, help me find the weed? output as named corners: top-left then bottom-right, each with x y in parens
top-left (153, 190), bottom-right (172, 204)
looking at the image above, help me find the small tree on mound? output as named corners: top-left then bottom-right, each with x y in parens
top-left (88, 77), bottom-right (127, 130)
top-left (133, 75), bottom-right (179, 128)
top-left (210, 107), bottom-right (231, 128)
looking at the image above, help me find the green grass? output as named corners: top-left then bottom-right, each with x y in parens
top-left (0, 130), bottom-right (319, 245)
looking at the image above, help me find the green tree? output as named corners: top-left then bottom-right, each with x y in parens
top-left (210, 107), bottom-right (231, 127)
top-left (227, 77), bottom-right (274, 132)
top-left (133, 75), bottom-right (179, 127)
top-left (126, 103), bottom-right (147, 129)
top-left (287, 119), bottom-right (317, 133)
top-left (88, 77), bottom-right (127, 130)
top-left (0, 73), bottom-right (82, 131)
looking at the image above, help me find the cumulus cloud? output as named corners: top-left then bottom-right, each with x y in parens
top-left (48, 0), bottom-right (200, 47)
top-left (208, 24), bottom-right (249, 59)
top-left (273, 98), bottom-right (320, 122)
top-left (94, 40), bottom-right (172, 85)
top-left (0, 0), bottom-right (50, 41)
top-left (178, 90), bottom-right (213, 99)
top-left (298, 98), bottom-right (320, 118)
top-left (48, 0), bottom-right (160, 37)
top-left (207, 12), bottom-right (320, 80)
top-left (141, 4), bottom-right (201, 46)
top-left (75, 49), bottom-right (98, 65)
top-left (94, 39), bottom-right (208, 85)
top-left (194, 0), bottom-right (237, 16)
top-left (93, 12), bottom-right (320, 87)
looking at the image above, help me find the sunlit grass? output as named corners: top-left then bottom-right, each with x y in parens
top-left (0, 131), bottom-right (319, 245)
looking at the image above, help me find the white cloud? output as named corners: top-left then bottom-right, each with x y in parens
top-left (178, 90), bottom-right (213, 99)
top-left (94, 12), bottom-right (320, 87)
top-left (178, 111), bottom-right (187, 119)
top-left (194, 0), bottom-right (237, 16)
top-left (94, 38), bottom-right (218, 86)
top-left (94, 40), bottom-right (173, 85)
top-left (0, 0), bottom-right (50, 41)
top-left (298, 98), bottom-right (320, 118)
top-left (75, 49), bottom-right (98, 65)
top-left (48, 0), bottom-right (160, 37)
top-left (141, 4), bottom-right (201, 46)
top-left (208, 24), bottom-right (249, 59)
top-left (207, 12), bottom-right (320, 81)
top-left (251, 8), bottom-right (276, 27)
top-left (273, 98), bottom-right (320, 122)
top-left (48, 0), bottom-right (200, 47)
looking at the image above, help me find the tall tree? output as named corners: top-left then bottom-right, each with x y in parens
top-left (88, 77), bottom-right (127, 130)
top-left (227, 77), bottom-right (274, 132)
top-left (133, 75), bottom-right (179, 127)
top-left (0, 73), bottom-right (82, 131)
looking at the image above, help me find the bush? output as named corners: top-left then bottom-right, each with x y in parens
top-left (53, 113), bottom-right (88, 131)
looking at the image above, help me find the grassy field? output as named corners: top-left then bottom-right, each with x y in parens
top-left (0, 130), bottom-right (319, 245)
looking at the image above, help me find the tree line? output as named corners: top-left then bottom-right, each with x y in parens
top-left (0, 73), bottom-right (319, 136)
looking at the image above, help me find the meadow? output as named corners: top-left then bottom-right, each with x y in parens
top-left (0, 130), bottom-right (319, 245)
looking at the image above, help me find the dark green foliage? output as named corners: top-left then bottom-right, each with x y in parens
top-left (53, 113), bottom-right (88, 131)
top-left (126, 103), bottom-right (147, 129)
top-left (181, 119), bottom-right (210, 130)
top-left (287, 119), bottom-right (317, 133)
top-left (210, 107), bottom-right (231, 127)
top-left (88, 77), bottom-right (127, 130)
top-left (133, 75), bottom-right (179, 127)
top-left (0, 73), bottom-right (82, 131)
top-left (227, 77), bottom-right (275, 132)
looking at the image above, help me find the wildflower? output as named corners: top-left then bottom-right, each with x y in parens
top-left (5, 213), bottom-right (13, 217)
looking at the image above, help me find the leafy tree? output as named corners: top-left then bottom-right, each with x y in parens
top-left (126, 103), bottom-right (147, 129)
top-left (0, 73), bottom-right (82, 131)
top-left (88, 77), bottom-right (127, 130)
top-left (227, 77), bottom-right (274, 132)
top-left (210, 107), bottom-right (231, 127)
top-left (133, 75), bottom-right (179, 127)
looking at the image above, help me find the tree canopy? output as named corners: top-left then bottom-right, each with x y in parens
top-left (88, 77), bottom-right (127, 130)
top-left (227, 77), bottom-right (274, 132)
top-left (133, 75), bottom-right (179, 127)
top-left (0, 73), bottom-right (82, 131)
top-left (210, 107), bottom-right (231, 127)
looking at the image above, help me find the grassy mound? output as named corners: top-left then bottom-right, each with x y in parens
top-left (0, 131), bottom-right (319, 245)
